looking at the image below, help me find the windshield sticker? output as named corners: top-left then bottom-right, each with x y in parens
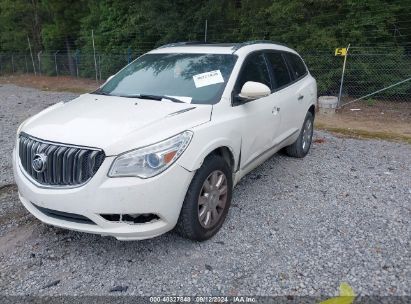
top-left (193, 70), bottom-right (224, 88)
top-left (165, 96), bottom-right (192, 103)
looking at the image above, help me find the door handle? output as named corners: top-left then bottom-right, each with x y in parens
top-left (272, 107), bottom-right (280, 114)
top-left (298, 94), bottom-right (304, 101)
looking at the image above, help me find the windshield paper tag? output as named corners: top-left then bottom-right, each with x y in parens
top-left (167, 96), bottom-right (192, 103)
top-left (193, 70), bottom-right (224, 88)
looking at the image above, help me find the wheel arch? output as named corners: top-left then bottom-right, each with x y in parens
top-left (179, 139), bottom-right (239, 173)
top-left (308, 104), bottom-right (315, 118)
top-left (206, 146), bottom-right (235, 172)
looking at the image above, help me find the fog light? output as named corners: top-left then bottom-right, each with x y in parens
top-left (100, 213), bottom-right (159, 224)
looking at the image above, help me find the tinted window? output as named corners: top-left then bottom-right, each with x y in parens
top-left (236, 53), bottom-right (271, 92)
top-left (97, 53), bottom-right (237, 105)
top-left (266, 52), bottom-right (291, 88)
top-left (287, 53), bottom-right (307, 79)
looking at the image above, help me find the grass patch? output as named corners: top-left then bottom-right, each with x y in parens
top-left (365, 98), bottom-right (377, 107)
top-left (315, 122), bottom-right (411, 144)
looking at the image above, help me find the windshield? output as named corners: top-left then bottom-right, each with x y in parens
top-left (96, 53), bottom-right (238, 105)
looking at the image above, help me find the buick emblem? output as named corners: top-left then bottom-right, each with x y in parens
top-left (32, 153), bottom-right (47, 173)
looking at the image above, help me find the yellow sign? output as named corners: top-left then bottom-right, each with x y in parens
top-left (319, 282), bottom-right (356, 304)
top-left (335, 48), bottom-right (347, 56)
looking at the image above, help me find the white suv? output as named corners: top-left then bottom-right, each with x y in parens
top-left (13, 41), bottom-right (317, 241)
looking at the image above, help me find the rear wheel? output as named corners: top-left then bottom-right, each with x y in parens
top-left (284, 111), bottom-right (314, 158)
top-left (175, 154), bottom-right (232, 241)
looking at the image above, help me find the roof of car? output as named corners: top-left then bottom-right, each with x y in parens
top-left (148, 41), bottom-right (297, 56)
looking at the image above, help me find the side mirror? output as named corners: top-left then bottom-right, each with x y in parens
top-left (238, 81), bottom-right (271, 102)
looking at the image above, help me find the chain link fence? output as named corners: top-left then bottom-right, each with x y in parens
top-left (0, 52), bottom-right (134, 81)
top-left (339, 48), bottom-right (411, 104)
top-left (1, 47), bottom-right (410, 104)
top-left (302, 47), bottom-right (411, 105)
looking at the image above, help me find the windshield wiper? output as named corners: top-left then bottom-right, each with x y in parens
top-left (91, 90), bottom-right (111, 96)
top-left (119, 94), bottom-right (185, 103)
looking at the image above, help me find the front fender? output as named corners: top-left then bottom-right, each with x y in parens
top-left (177, 124), bottom-right (241, 172)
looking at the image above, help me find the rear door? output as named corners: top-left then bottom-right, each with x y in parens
top-left (264, 51), bottom-right (297, 143)
top-left (284, 52), bottom-right (312, 129)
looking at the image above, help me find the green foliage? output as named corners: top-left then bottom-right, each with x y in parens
top-left (38, 54), bottom-right (55, 76)
top-left (365, 98), bottom-right (377, 106)
top-left (0, 0), bottom-right (44, 52)
top-left (1, 0), bottom-right (409, 52)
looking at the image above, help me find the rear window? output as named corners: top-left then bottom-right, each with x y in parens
top-left (287, 53), bottom-right (307, 79)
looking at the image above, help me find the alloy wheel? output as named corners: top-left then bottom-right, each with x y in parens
top-left (302, 119), bottom-right (313, 152)
top-left (198, 170), bottom-right (228, 228)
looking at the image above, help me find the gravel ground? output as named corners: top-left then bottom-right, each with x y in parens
top-left (0, 84), bottom-right (78, 186)
top-left (0, 84), bottom-right (410, 297)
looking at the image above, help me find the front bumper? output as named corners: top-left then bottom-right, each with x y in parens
top-left (13, 148), bottom-right (194, 240)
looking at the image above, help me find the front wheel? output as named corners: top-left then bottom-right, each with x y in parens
top-left (284, 111), bottom-right (314, 158)
top-left (175, 154), bottom-right (232, 241)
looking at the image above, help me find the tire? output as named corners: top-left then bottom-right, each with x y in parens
top-left (284, 111), bottom-right (314, 158)
top-left (175, 154), bottom-right (233, 241)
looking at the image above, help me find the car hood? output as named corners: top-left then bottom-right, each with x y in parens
top-left (20, 94), bottom-right (212, 155)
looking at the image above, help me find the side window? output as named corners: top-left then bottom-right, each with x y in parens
top-left (266, 52), bottom-right (292, 88)
top-left (236, 53), bottom-right (271, 92)
top-left (287, 53), bottom-right (307, 79)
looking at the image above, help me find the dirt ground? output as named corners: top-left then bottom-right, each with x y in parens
top-left (316, 100), bottom-right (411, 143)
top-left (0, 74), bottom-right (101, 94)
top-left (1, 74), bottom-right (410, 143)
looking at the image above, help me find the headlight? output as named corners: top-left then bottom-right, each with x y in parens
top-left (108, 131), bottom-right (193, 178)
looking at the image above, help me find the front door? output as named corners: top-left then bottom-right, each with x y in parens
top-left (231, 52), bottom-right (280, 170)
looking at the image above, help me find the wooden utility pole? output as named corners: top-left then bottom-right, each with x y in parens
top-left (92, 30), bottom-right (98, 83)
top-left (27, 35), bottom-right (36, 75)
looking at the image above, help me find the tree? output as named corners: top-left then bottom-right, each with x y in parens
top-left (0, 0), bottom-right (43, 52)
top-left (41, 0), bottom-right (89, 75)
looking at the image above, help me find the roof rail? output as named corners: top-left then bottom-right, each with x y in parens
top-left (232, 40), bottom-right (290, 51)
top-left (157, 41), bottom-right (204, 49)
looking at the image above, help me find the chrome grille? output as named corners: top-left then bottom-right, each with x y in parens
top-left (18, 133), bottom-right (105, 187)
